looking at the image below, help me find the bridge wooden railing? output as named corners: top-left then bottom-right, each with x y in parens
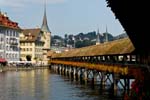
top-left (49, 53), bottom-right (149, 78)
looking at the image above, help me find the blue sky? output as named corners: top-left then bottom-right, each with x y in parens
top-left (0, 0), bottom-right (124, 37)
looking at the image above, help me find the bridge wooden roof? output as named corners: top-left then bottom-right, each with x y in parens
top-left (48, 38), bottom-right (135, 58)
top-left (106, 0), bottom-right (149, 53)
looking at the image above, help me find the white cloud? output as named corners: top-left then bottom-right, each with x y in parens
top-left (0, 0), bottom-right (67, 8)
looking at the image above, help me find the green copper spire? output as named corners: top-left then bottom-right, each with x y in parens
top-left (41, 0), bottom-right (50, 32)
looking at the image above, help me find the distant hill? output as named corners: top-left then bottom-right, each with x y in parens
top-left (114, 33), bottom-right (128, 40)
top-left (51, 32), bottom-right (128, 48)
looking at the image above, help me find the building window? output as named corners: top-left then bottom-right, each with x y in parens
top-left (6, 38), bottom-right (9, 43)
top-left (9, 30), bottom-right (12, 36)
top-left (17, 47), bottom-right (19, 51)
top-left (15, 54), bottom-right (18, 58)
top-left (14, 31), bottom-right (16, 37)
top-left (22, 43), bottom-right (24, 46)
top-left (0, 53), bottom-right (2, 58)
top-left (6, 30), bottom-right (9, 36)
top-left (0, 37), bottom-right (3, 42)
top-left (6, 54), bottom-right (8, 58)
top-left (6, 46), bottom-right (9, 51)
top-left (13, 47), bottom-right (15, 51)
top-left (9, 54), bottom-right (11, 58)
top-left (0, 44), bottom-right (3, 49)
top-left (16, 32), bottom-right (18, 37)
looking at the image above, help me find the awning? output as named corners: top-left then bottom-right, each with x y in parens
top-left (0, 58), bottom-right (7, 63)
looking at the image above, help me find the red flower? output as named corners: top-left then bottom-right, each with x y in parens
top-left (135, 87), bottom-right (139, 94)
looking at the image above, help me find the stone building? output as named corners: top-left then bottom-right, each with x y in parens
top-left (0, 11), bottom-right (21, 63)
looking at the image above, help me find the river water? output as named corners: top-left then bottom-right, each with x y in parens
top-left (0, 68), bottom-right (122, 100)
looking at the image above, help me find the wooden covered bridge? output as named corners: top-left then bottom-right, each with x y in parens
top-left (47, 38), bottom-right (149, 98)
top-left (48, 38), bottom-right (147, 78)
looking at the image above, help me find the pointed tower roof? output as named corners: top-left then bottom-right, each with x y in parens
top-left (96, 29), bottom-right (101, 45)
top-left (104, 25), bottom-right (109, 42)
top-left (105, 33), bottom-right (108, 42)
top-left (106, 25), bottom-right (108, 33)
top-left (41, 0), bottom-right (50, 33)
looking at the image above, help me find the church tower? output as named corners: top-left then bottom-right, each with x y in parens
top-left (41, 0), bottom-right (51, 65)
top-left (41, 0), bottom-right (51, 49)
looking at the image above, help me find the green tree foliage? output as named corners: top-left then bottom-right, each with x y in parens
top-left (75, 40), bottom-right (95, 48)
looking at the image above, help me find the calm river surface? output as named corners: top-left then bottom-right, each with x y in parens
top-left (0, 69), bottom-right (122, 100)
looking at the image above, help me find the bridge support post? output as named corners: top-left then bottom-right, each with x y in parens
top-left (54, 64), bottom-right (57, 72)
top-left (61, 65), bottom-right (64, 75)
top-left (124, 78), bottom-right (130, 95)
top-left (66, 66), bottom-right (69, 76)
top-left (68, 66), bottom-right (71, 78)
top-left (62, 65), bottom-right (65, 75)
top-left (63, 65), bottom-right (66, 76)
top-left (55, 64), bottom-right (58, 73)
top-left (100, 72), bottom-right (106, 89)
top-left (91, 70), bottom-right (97, 87)
top-left (65, 66), bottom-right (69, 77)
top-left (84, 69), bottom-right (88, 85)
top-left (51, 64), bottom-right (54, 71)
top-left (112, 73), bottom-right (119, 96)
top-left (79, 68), bottom-right (84, 84)
top-left (65, 65), bottom-right (68, 76)
top-left (58, 65), bottom-right (61, 74)
top-left (73, 67), bottom-right (78, 81)
top-left (60, 65), bottom-right (62, 74)
top-left (61, 65), bottom-right (63, 75)
top-left (73, 67), bottom-right (76, 80)
top-left (70, 66), bottom-right (74, 80)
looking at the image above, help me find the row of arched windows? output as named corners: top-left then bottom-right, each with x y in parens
top-left (5, 30), bottom-right (19, 37)
top-left (6, 53), bottom-right (18, 59)
top-left (6, 46), bottom-right (19, 51)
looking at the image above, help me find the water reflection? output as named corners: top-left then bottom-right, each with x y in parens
top-left (0, 69), bottom-right (121, 100)
top-left (0, 69), bottom-right (50, 100)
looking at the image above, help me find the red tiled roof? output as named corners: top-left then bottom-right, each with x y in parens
top-left (0, 13), bottom-right (20, 29)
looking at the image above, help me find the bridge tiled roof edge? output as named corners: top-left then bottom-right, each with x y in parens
top-left (48, 38), bottom-right (135, 58)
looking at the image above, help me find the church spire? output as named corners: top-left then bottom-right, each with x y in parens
top-left (105, 25), bottom-right (108, 42)
top-left (106, 25), bottom-right (108, 33)
top-left (41, 0), bottom-right (50, 32)
top-left (96, 28), bottom-right (101, 45)
top-left (105, 32), bottom-right (108, 42)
